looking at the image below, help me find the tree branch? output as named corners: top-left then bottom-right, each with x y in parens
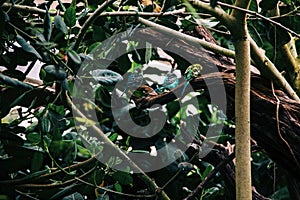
top-left (65, 92), bottom-right (170, 200)
top-left (184, 153), bottom-right (235, 199)
top-left (189, 0), bottom-right (300, 102)
top-left (73, 0), bottom-right (117, 51)
top-left (1, 2), bottom-right (185, 17)
top-left (138, 17), bottom-right (235, 58)
top-left (249, 37), bottom-right (300, 102)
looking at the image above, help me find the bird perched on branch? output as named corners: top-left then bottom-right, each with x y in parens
top-left (155, 72), bottom-right (179, 94)
top-left (181, 64), bottom-right (203, 96)
top-left (121, 69), bottom-right (143, 97)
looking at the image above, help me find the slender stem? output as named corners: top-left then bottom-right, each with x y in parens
top-left (249, 37), bottom-right (300, 102)
top-left (75, 177), bottom-right (156, 198)
top-left (197, 0), bottom-right (300, 38)
top-left (190, 0), bottom-right (300, 102)
top-left (66, 92), bottom-right (170, 200)
top-left (138, 17), bottom-right (236, 58)
top-left (2, 3), bottom-right (185, 17)
top-left (73, 0), bottom-right (117, 51)
top-left (2, 2), bottom-right (49, 15)
top-left (184, 153), bottom-right (235, 199)
top-left (17, 167), bottom-right (96, 189)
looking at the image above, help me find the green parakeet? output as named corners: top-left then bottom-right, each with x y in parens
top-left (181, 64), bottom-right (203, 96)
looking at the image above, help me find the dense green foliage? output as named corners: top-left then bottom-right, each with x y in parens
top-left (0, 0), bottom-right (299, 199)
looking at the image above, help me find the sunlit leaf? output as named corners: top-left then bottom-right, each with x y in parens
top-left (114, 182), bottom-right (122, 192)
top-left (201, 164), bottom-right (214, 180)
top-left (109, 132), bottom-right (118, 142)
top-left (75, 117), bottom-right (96, 126)
top-left (145, 42), bottom-right (152, 64)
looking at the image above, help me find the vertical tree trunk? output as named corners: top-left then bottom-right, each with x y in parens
top-left (231, 0), bottom-right (252, 199)
top-left (234, 33), bottom-right (252, 200)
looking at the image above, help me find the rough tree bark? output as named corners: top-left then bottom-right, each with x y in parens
top-left (229, 0), bottom-right (252, 198)
top-left (134, 28), bottom-right (300, 193)
top-left (2, 27), bottom-right (300, 199)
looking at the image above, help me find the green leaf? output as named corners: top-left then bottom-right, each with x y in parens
top-left (16, 35), bottom-right (42, 60)
top-left (2, 69), bottom-right (26, 81)
top-left (2, 9), bottom-right (9, 22)
top-left (64, 6), bottom-right (76, 28)
top-left (201, 164), bottom-right (214, 180)
top-left (259, 0), bottom-right (278, 10)
top-left (96, 194), bottom-right (110, 200)
top-left (61, 192), bottom-right (84, 200)
top-left (54, 15), bottom-right (68, 34)
top-left (75, 117), bottom-right (96, 126)
top-left (109, 132), bottom-right (118, 142)
top-left (145, 42), bottom-right (152, 64)
top-left (93, 25), bottom-right (107, 42)
top-left (40, 64), bottom-right (67, 82)
top-left (92, 168), bottom-right (106, 185)
top-left (90, 69), bottom-right (123, 86)
top-left (8, 90), bottom-right (32, 110)
top-left (44, 7), bottom-right (52, 41)
top-left (67, 49), bottom-right (82, 65)
top-left (111, 171), bottom-right (133, 186)
top-left (40, 116), bottom-right (52, 134)
top-left (51, 186), bottom-right (83, 200)
top-left (20, 166), bottom-right (50, 182)
top-left (203, 186), bottom-right (221, 198)
top-left (178, 162), bottom-right (194, 171)
top-left (26, 132), bottom-right (42, 144)
top-left (0, 73), bottom-right (33, 90)
top-left (95, 86), bottom-right (111, 108)
top-left (31, 152), bottom-right (44, 172)
top-left (114, 182), bottom-right (122, 192)
top-left (167, 100), bottom-right (180, 120)
top-left (49, 103), bottom-right (65, 115)
top-left (49, 140), bottom-right (76, 164)
top-left (87, 42), bottom-right (101, 53)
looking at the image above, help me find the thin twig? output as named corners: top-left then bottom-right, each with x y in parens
top-left (197, 0), bottom-right (300, 38)
top-left (2, 3), bottom-right (185, 17)
top-left (15, 190), bottom-right (39, 200)
top-left (0, 154), bottom-right (98, 185)
top-left (183, 152), bottom-right (236, 200)
top-left (16, 166), bottom-right (96, 189)
top-left (2, 2), bottom-right (49, 15)
top-left (66, 92), bottom-right (170, 200)
top-left (73, 0), bottom-right (117, 51)
top-left (75, 177), bottom-right (156, 198)
top-left (270, 81), bottom-right (300, 170)
top-left (138, 17), bottom-right (236, 58)
top-left (265, 6), bottom-right (300, 19)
